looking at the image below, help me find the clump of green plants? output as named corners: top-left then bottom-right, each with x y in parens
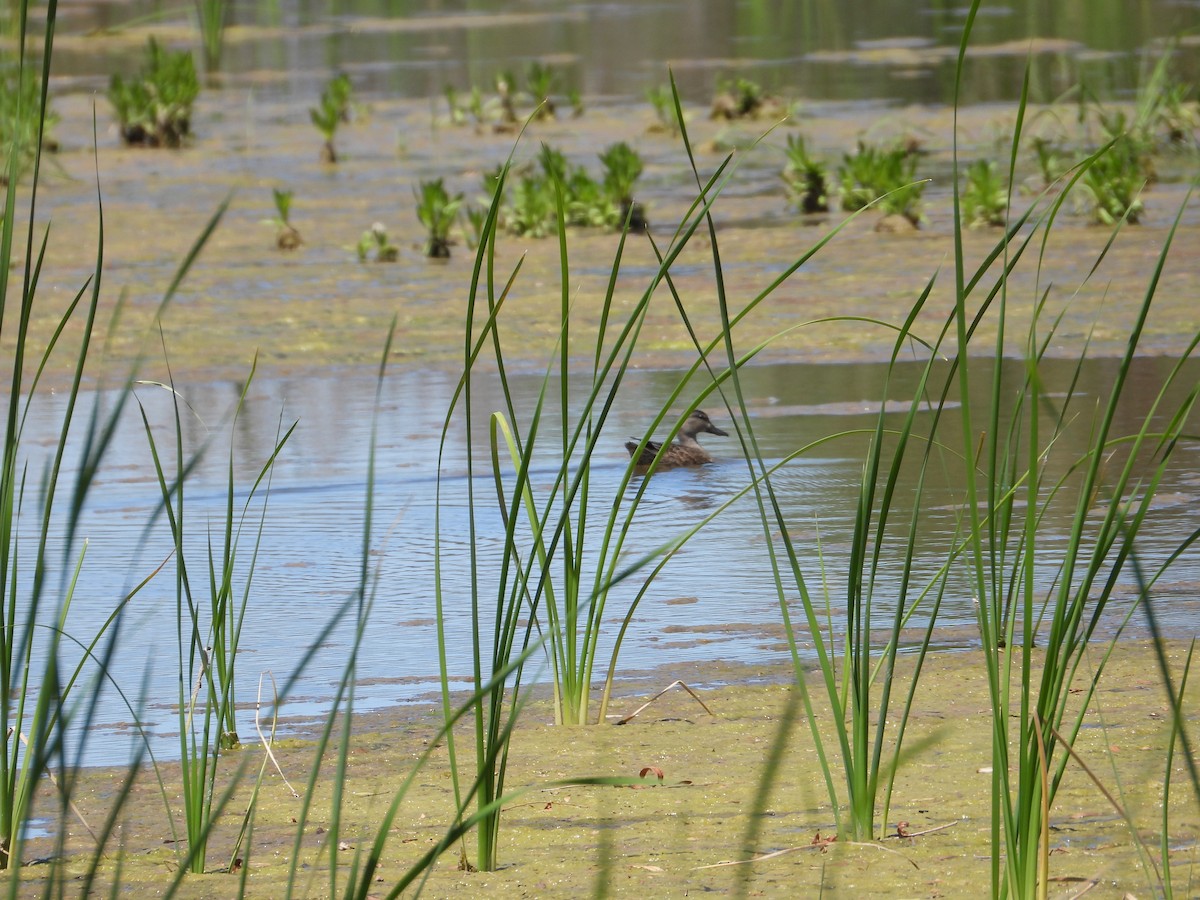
top-left (600, 140), bottom-right (647, 230)
top-left (1131, 48), bottom-right (1199, 147)
top-left (444, 83), bottom-right (485, 128)
top-left (495, 70), bottom-right (519, 126)
top-left (1031, 135), bottom-right (1068, 185)
top-left (415, 178), bottom-right (462, 258)
top-left (567, 86), bottom-right (584, 118)
top-left (961, 159), bottom-right (1007, 227)
top-left (837, 140), bottom-right (925, 227)
top-left (310, 72), bottom-right (352, 163)
top-left (493, 143), bottom-right (646, 236)
top-left (356, 221), bottom-right (398, 262)
top-left (269, 187), bottom-right (302, 250)
top-left (1080, 135), bottom-right (1147, 225)
top-left (525, 60), bottom-right (558, 120)
top-left (710, 76), bottom-right (781, 120)
top-left (646, 83), bottom-right (682, 135)
top-left (780, 133), bottom-right (829, 214)
top-left (0, 64), bottom-right (58, 182)
top-left (107, 38), bottom-right (199, 147)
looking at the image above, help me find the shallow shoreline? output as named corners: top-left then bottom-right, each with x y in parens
top-left (20, 640), bottom-right (1199, 896)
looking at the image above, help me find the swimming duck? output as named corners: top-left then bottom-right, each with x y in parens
top-left (625, 410), bottom-right (729, 468)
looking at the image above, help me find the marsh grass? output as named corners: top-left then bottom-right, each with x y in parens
top-left (193, 0), bottom-right (230, 78)
top-left (5, 1), bottom-right (1200, 896)
top-left (0, 2), bottom-right (117, 872)
top-left (107, 38), bottom-right (199, 148)
top-left (137, 356), bottom-right (295, 873)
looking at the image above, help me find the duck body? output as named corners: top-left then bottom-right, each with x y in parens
top-left (625, 410), bottom-right (728, 468)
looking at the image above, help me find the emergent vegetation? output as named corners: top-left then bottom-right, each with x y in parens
top-left (107, 38), bottom-right (199, 147)
top-left (310, 73), bottom-right (353, 163)
top-left (837, 140), bottom-right (925, 226)
top-left (780, 133), bottom-right (829, 214)
top-left (269, 188), bottom-right (302, 250)
top-left (415, 178), bottom-right (463, 258)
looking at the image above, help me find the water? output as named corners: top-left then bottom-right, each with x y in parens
top-left (47, 0), bottom-right (1200, 108)
top-left (12, 354), bottom-right (1200, 766)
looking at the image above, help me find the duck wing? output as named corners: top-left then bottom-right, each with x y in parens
top-left (625, 437), bottom-right (662, 466)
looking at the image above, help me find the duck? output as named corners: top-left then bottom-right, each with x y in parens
top-left (625, 410), bottom-right (729, 468)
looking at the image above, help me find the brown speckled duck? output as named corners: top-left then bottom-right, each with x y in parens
top-left (625, 410), bottom-right (729, 468)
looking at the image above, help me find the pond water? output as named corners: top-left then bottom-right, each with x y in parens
top-left (8, 0), bottom-right (1200, 770)
top-left (47, 0), bottom-right (1200, 108)
top-left (16, 353), bottom-right (1200, 766)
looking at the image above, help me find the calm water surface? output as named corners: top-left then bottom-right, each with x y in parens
top-left (16, 355), bottom-right (1200, 765)
top-left (47, 0), bottom-right (1200, 107)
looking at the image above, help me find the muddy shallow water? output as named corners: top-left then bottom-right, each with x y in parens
top-left (16, 642), bottom-right (1200, 897)
top-left (6, 4), bottom-right (1200, 893)
top-left (10, 32), bottom-right (1200, 764)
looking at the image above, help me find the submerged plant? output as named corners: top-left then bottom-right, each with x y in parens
top-left (310, 73), bottom-right (352, 163)
top-left (961, 158), bottom-right (1007, 227)
top-left (107, 38), bottom-right (199, 147)
top-left (415, 177), bottom-right (462, 259)
top-left (567, 87), bottom-right (584, 118)
top-left (270, 187), bottom-right (301, 250)
top-left (781, 133), bottom-right (829, 214)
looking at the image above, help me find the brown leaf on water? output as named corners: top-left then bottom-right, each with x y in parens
top-left (640, 766), bottom-right (665, 781)
top-left (811, 832), bottom-right (838, 852)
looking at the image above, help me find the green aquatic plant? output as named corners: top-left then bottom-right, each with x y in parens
top-left (837, 140), bottom-right (924, 225)
top-left (646, 83), bottom-right (682, 135)
top-left (270, 187), bottom-right (301, 250)
top-left (711, 75), bottom-right (768, 119)
top-left (961, 158), bottom-right (1007, 226)
top-left (1080, 134), bottom-right (1147, 225)
top-left (495, 69), bottom-right (518, 125)
top-left (356, 221), bottom-right (398, 262)
top-left (310, 73), bottom-right (352, 163)
top-left (443, 84), bottom-right (467, 126)
top-left (525, 60), bottom-right (558, 120)
top-left (415, 177), bottom-right (462, 259)
top-left (0, 63), bottom-right (58, 183)
top-left (1032, 135), bottom-right (1068, 186)
top-left (781, 133), bottom-right (829, 214)
top-left (107, 38), bottom-right (199, 147)
top-left (193, 0), bottom-right (230, 76)
top-left (600, 140), bottom-right (646, 229)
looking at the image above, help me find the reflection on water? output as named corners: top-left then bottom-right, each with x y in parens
top-left (15, 355), bottom-right (1200, 765)
top-left (49, 0), bottom-right (1200, 107)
